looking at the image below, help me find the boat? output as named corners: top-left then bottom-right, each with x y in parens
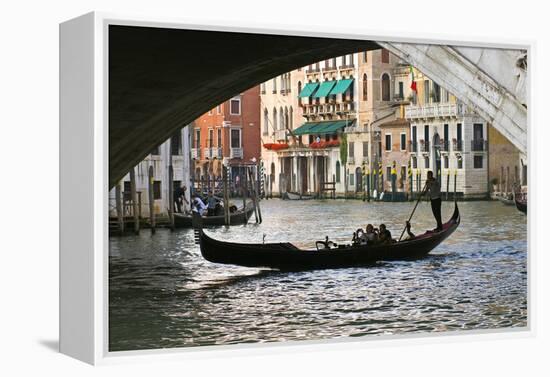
top-left (283, 191), bottom-right (314, 200)
top-left (196, 203), bottom-right (460, 271)
top-left (514, 192), bottom-right (527, 214)
top-left (174, 202), bottom-right (255, 228)
top-left (497, 194), bottom-right (515, 206)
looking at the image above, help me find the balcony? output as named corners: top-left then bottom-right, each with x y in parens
top-left (453, 139), bottom-right (464, 152)
top-left (347, 156), bottom-right (355, 165)
top-left (420, 140), bottom-right (430, 153)
top-left (409, 141), bottom-right (418, 153)
top-left (230, 147), bottom-right (243, 159)
top-left (440, 140), bottom-right (450, 152)
top-left (405, 103), bottom-right (466, 119)
top-left (203, 147), bottom-right (212, 159)
top-left (191, 148), bottom-right (200, 160)
top-left (210, 147), bottom-right (223, 159)
top-left (471, 139), bottom-right (487, 152)
top-left (339, 64), bottom-right (355, 70)
top-left (306, 67), bottom-right (321, 74)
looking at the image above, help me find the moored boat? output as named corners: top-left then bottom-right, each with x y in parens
top-left (196, 203), bottom-right (460, 271)
top-left (283, 191), bottom-right (314, 200)
top-left (514, 192), bottom-right (527, 214)
top-left (497, 194), bottom-right (515, 206)
top-left (174, 203), bottom-right (254, 228)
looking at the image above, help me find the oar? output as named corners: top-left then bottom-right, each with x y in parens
top-left (398, 183), bottom-right (427, 242)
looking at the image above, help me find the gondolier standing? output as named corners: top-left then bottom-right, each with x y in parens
top-left (426, 171), bottom-right (443, 232)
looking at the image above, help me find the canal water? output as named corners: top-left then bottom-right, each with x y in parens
top-left (109, 200), bottom-right (527, 352)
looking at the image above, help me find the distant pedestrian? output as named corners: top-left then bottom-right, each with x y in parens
top-left (426, 171), bottom-right (443, 231)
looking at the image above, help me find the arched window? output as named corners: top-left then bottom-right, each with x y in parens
top-left (279, 107), bottom-right (284, 130)
top-left (280, 75), bottom-right (285, 92)
top-left (362, 73), bottom-right (368, 101)
top-left (335, 161), bottom-right (341, 183)
top-left (289, 107), bottom-right (293, 129)
top-left (349, 54), bottom-right (354, 66)
top-left (272, 78), bottom-right (277, 93)
top-left (284, 107), bottom-right (289, 130)
top-left (263, 108), bottom-right (269, 135)
top-left (381, 73), bottom-right (390, 101)
top-left (273, 107), bottom-right (278, 131)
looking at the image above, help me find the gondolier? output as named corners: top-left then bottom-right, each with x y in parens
top-left (426, 171), bottom-right (443, 232)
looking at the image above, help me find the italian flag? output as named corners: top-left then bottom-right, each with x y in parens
top-left (409, 66), bottom-right (417, 92)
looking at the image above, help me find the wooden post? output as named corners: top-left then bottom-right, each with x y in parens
top-left (249, 166), bottom-right (262, 223)
top-left (446, 171), bottom-right (450, 201)
top-left (241, 173), bottom-right (247, 224)
top-left (499, 166), bottom-right (503, 196)
top-left (130, 168), bottom-right (139, 234)
top-left (148, 165), bottom-right (156, 234)
top-left (505, 166), bottom-right (510, 197)
top-left (115, 182), bottom-right (124, 235)
top-left (168, 165), bottom-right (175, 231)
top-left (454, 169), bottom-right (457, 199)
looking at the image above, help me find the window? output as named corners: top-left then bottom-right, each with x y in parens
top-left (217, 128), bottom-right (222, 147)
top-left (342, 54), bottom-right (347, 66)
top-left (424, 80), bottom-right (430, 103)
top-left (263, 108), bottom-right (269, 135)
top-left (433, 82), bottom-right (441, 102)
top-left (208, 129), bottom-right (214, 148)
top-left (217, 104), bottom-right (222, 114)
top-left (362, 142), bottom-right (369, 157)
top-left (284, 107), bottom-right (289, 130)
top-left (289, 107), bottom-right (293, 129)
top-left (171, 130), bottom-right (181, 155)
top-left (349, 54), bottom-right (354, 66)
top-left (362, 73), bottom-right (368, 101)
top-left (153, 181), bottom-right (161, 200)
top-left (474, 155), bottom-right (483, 169)
top-left (280, 75), bottom-right (285, 92)
top-left (349, 173), bottom-right (354, 186)
top-left (272, 78), bottom-right (277, 92)
top-left (412, 126), bottom-right (417, 143)
top-left (457, 156), bottom-right (463, 169)
top-left (385, 134), bottom-right (392, 151)
top-left (194, 129), bottom-right (200, 149)
top-left (386, 167), bottom-right (392, 181)
top-left (381, 49), bottom-right (389, 63)
top-left (273, 108), bottom-right (278, 130)
top-left (260, 82), bottom-right (266, 94)
top-left (230, 96), bottom-right (241, 115)
top-left (348, 142), bottom-right (354, 157)
top-left (444, 155), bottom-right (449, 169)
top-left (400, 133), bottom-right (406, 151)
top-left (381, 73), bottom-right (390, 101)
top-left (332, 57), bottom-right (337, 69)
top-left (424, 125), bottom-right (429, 143)
top-left (424, 156), bottom-right (430, 168)
top-left (444, 124), bottom-right (449, 142)
top-left (363, 51), bottom-right (368, 62)
top-left (279, 107), bottom-right (285, 130)
top-left (230, 129), bottom-right (241, 148)
top-left (336, 161), bottom-right (341, 183)
top-left (151, 145), bottom-right (160, 155)
top-left (412, 156), bottom-right (417, 169)
top-left (398, 81), bottom-right (404, 99)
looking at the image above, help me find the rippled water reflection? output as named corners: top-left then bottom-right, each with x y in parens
top-left (109, 200), bottom-right (527, 351)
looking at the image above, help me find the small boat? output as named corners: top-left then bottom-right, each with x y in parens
top-left (196, 203), bottom-right (460, 271)
top-left (497, 194), bottom-right (515, 206)
top-left (283, 191), bottom-right (314, 200)
top-left (174, 203), bottom-right (255, 228)
top-left (514, 192), bottom-right (527, 214)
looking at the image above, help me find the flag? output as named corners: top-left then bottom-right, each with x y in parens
top-left (409, 66), bottom-right (417, 92)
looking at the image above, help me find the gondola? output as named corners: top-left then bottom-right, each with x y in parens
top-left (497, 194), bottom-right (515, 206)
top-left (514, 192), bottom-right (527, 214)
top-left (283, 192), bottom-right (314, 200)
top-left (174, 203), bottom-right (254, 228)
top-left (196, 203), bottom-right (460, 271)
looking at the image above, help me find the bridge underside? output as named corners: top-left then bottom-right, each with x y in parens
top-left (109, 26), bottom-right (378, 188)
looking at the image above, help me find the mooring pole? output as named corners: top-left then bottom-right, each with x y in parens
top-left (223, 165), bottom-right (230, 226)
top-left (148, 165), bottom-right (156, 234)
top-left (130, 167), bottom-right (139, 234)
top-left (168, 165), bottom-right (175, 231)
top-left (115, 181), bottom-right (124, 235)
top-left (454, 169), bottom-right (457, 199)
top-left (250, 166), bottom-right (262, 223)
top-left (446, 171), bottom-right (450, 201)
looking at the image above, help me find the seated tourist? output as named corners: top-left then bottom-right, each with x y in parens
top-left (378, 224), bottom-right (393, 244)
top-left (191, 195), bottom-right (207, 216)
top-left (364, 224), bottom-right (379, 245)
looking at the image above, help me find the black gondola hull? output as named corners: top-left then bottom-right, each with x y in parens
top-left (198, 204), bottom-right (460, 271)
top-left (174, 204), bottom-right (254, 228)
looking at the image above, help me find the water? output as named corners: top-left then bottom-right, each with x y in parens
top-left (109, 200), bottom-right (527, 352)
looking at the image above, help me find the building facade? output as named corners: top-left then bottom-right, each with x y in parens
top-left (109, 127), bottom-right (192, 218)
top-left (191, 86), bottom-right (261, 183)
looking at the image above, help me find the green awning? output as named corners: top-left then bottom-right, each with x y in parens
top-left (328, 79), bottom-right (354, 95)
top-left (293, 120), bottom-right (355, 135)
top-left (298, 82), bottom-right (319, 98)
top-left (312, 80), bottom-right (337, 98)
